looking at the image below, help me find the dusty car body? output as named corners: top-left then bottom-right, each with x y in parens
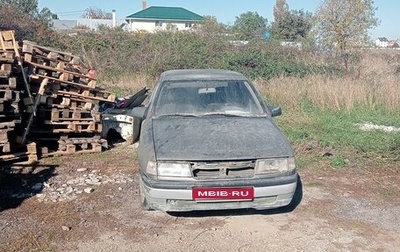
top-left (101, 88), bottom-right (148, 144)
top-left (132, 69), bottom-right (297, 212)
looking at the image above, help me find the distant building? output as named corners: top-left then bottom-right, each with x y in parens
top-left (375, 37), bottom-right (389, 47)
top-left (51, 10), bottom-right (127, 32)
top-left (125, 6), bottom-right (204, 32)
top-left (50, 4), bottom-right (204, 33)
top-left (51, 20), bottom-right (77, 31)
top-left (375, 37), bottom-right (400, 49)
top-left (280, 41), bottom-right (302, 49)
top-left (387, 40), bottom-right (399, 48)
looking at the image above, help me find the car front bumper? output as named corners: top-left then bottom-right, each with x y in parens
top-left (140, 172), bottom-right (298, 212)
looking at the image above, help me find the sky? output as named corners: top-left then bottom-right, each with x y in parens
top-left (38, 0), bottom-right (400, 40)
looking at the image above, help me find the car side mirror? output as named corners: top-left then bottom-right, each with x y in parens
top-left (130, 106), bottom-right (147, 118)
top-left (268, 105), bottom-right (282, 117)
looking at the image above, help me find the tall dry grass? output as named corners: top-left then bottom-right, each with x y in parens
top-left (255, 50), bottom-right (400, 113)
top-left (100, 73), bottom-right (157, 97)
top-left (101, 49), bottom-right (400, 112)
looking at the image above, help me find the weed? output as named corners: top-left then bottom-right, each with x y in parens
top-left (294, 156), bottom-right (307, 170)
top-left (308, 181), bottom-right (325, 187)
top-left (378, 188), bottom-right (397, 197)
top-left (330, 154), bottom-right (347, 168)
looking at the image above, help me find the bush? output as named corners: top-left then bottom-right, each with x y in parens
top-left (0, 4), bottom-right (57, 45)
top-left (54, 29), bottom-right (340, 83)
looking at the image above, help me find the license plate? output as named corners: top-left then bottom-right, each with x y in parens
top-left (192, 187), bottom-right (254, 201)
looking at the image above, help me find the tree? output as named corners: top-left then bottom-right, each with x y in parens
top-left (0, 0), bottom-right (56, 44)
top-left (271, 0), bottom-right (313, 41)
top-left (232, 12), bottom-right (268, 40)
top-left (314, 0), bottom-right (380, 71)
top-left (273, 0), bottom-right (289, 23)
top-left (83, 7), bottom-right (112, 19)
top-left (0, 0), bottom-right (52, 21)
top-left (1, 0), bottom-right (37, 13)
top-left (196, 16), bottom-right (228, 35)
top-left (271, 9), bottom-right (313, 41)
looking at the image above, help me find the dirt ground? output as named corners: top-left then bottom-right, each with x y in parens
top-left (0, 143), bottom-right (399, 252)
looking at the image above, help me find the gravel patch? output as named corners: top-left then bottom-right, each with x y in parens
top-left (34, 169), bottom-right (134, 203)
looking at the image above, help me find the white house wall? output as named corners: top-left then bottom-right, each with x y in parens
top-left (128, 20), bottom-right (193, 32)
top-left (375, 40), bottom-right (388, 47)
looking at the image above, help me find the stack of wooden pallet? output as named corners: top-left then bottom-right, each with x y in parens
top-left (0, 30), bottom-right (37, 164)
top-left (0, 30), bottom-right (118, 164)
top-left (21, 41), bottom-right (115, 157)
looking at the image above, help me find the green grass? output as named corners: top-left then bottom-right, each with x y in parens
top-left (294, 156), bottom-right (308, 169)
top-left (378, 188), bottom-right (398, 197)
top-left (307, 181), bottom-right (325, 187)
top-left (330, 154), bottom-right (347, 168)
top-left (277, 107), bottom-right (400, 164)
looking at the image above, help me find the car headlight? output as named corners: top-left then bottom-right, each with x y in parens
top-left (145, 161), bottom-right (192, 180)
top-left (255, 157), bottom-right (296, 174)
top-left (146, 161), bottom-right (158, 177)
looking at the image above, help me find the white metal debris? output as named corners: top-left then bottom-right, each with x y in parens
top-left (356, 123), bottom-right (400, 133)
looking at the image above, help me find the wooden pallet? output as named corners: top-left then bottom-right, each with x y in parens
top-left (0, 89), bottom-right (12, 100)
top-left (0, 77), bottom-right (17, 89)
top-left (0, 30), bottom-right (18, 51)
top-left (0, 129), bottom-right (11, 144)
top-left (57, 89), bottom-right (115, 103)
top-left (25, 58), bottom-right (92, 85)
top-left (0, 120), bottom-right (16, 129)
top-left (50, 108), bottom-right (100, 122)
top-left (27, 74), bottom-right (113, 103)
top-left (0, 88), bottom-right (21, 115)
top-left (0, 130), bottom-right (8, 142)
top-left (0, 113), bottom-right (21, 123)
top-left (0, 142), bottom-right (11, 153)
top-left (0, 62), bottom-right (12, 78)
top-left (42, 96), bottom-right (95, 110)
top-left (59, 137), bottom-right (107, 151)
top-left (0, 31), bottom-right (118, 163)
top-left (24, 53), bottom-right (78, 71)
top-left (22, 40), bottom-right (81, 65)
top-left (0, 142), bottom-right (37, 165)
top-left (39, 138), bottom-right (107, 157)
top-left (0, 89), bottom-right (20, 102)
top-left (35, 107), bottom-right (101, 122)
top-left (0, 100), bottom-right (19, 114)
top-left (31, 121), bottom-right (102, 134)
top-left (31, 73), bottom-right (97, 90)
top-left (0, 121), bottom-right (15, 153)
top-left (27, 61), bottom-right (96, 88)
top-left (0, 50), bottom-right (15, 60)
top-left (27, 132), bottom-right (100, 141)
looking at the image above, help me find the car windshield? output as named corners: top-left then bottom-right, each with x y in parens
top-left (154, 80), bottom-right (265, 116)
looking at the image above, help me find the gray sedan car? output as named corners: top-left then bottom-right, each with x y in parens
top-left (132, 69), bottom-right (298, 212)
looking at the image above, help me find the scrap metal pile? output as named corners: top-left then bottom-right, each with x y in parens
top-left (0, 30), bottom-right (115, 165)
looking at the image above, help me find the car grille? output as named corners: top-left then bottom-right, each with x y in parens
top-left (191, 160), bottom-right (255, 179)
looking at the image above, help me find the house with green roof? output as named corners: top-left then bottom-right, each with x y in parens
top-left (125, 6), bottom-right (204, 32)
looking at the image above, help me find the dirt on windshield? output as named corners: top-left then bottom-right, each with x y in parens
top-left (1, 142), bottom-right (399, 252)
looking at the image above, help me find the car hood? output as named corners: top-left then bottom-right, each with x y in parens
top-left (152, 116), bottom-right (293, 161)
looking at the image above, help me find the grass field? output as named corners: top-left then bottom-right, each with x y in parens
top-left (100, 48), bottom-right (400, 170)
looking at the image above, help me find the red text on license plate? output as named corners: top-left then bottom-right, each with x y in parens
top-left (192, 187), bottom-right (254, 201)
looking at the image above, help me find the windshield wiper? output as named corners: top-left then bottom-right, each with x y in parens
top-left (201, 112), bottom-right (267, 118)
top-left (201, 112), bottom-right (248, 117)
top-left (157, 113), bottom-right (199, 118)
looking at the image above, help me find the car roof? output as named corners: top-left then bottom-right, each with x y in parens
top-left (160, 69), bottom-right (248, 82)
